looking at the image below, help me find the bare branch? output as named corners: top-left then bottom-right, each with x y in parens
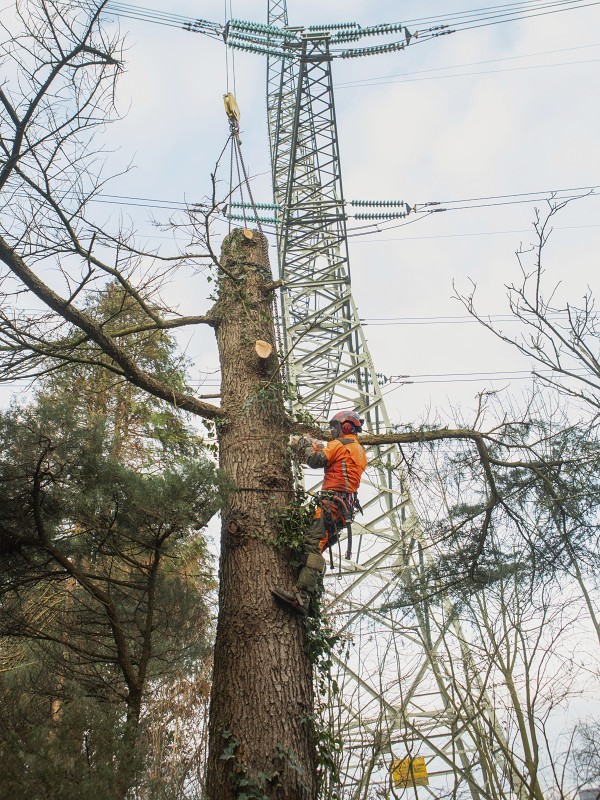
top-left (454, 197), bottom-right (600, 415)
top-left (0, 235), bottom-right (224, 419)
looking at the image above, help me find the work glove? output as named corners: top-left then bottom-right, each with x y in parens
top-left (289, 435), bottom-right (325, 461)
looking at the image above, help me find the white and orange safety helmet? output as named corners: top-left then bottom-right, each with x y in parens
top-left (329, 410), bottom-right (364, 437)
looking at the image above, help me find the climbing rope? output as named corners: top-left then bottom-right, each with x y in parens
top-left (223, 93), bottom-right (263, 238)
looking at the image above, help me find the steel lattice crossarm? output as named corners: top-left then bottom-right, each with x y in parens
top-left (264, 6), bottom-right (529, 799)
top-left (224, 17), bottom-right (420, 59)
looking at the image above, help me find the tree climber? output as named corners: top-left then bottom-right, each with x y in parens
top-left (272, 410), bottom-right (367, 616)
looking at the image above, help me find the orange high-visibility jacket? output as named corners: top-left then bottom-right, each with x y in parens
top-left (307, 434), bottom-right (367, 493)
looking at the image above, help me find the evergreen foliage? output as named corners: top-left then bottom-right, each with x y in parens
top-left (0, 283), bottom-right (221, 798)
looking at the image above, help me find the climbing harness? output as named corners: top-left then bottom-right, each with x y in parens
top-left (311, 490), bottom-right (362, 569)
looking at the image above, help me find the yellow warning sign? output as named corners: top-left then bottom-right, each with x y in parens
top-left (391, 756), bottom-right (429, 788)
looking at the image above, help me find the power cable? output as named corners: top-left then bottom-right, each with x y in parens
top-left (381, 371), bottom-right (589, 387)
top-left (184, 365), bottom-right (591, 388)
top-left (338, 56), bottom-right (600, 90)
top-left (348, 222), bottom-right (600, 242)
top-left (362, 314), bottom-right (568, 325)
top-left (415, 193), bottom-right (597, 213)
top-left (224, 185), bottom-right (600, 236)
top-left (336, 41), bottom-right (600, 89)
top-left (393, 0), bottom-right (600, 42)
top-left (9, 305), bottom-right (575, 327)
top-left (418, 184), bottom-right (599, 205)
top-left (25, 196), bottom-right (600, 244)
top-left (100, 0), bottom-right (600, 53)
top-left (18, 182), bottom-right (596, 213)
top-left (101, 2), bottom-right (223, 37)
top-left (398, 0), bottom-right (595, 26)
top-left (345, 190), bottom-right (599, 238)
top-left (436, 0), bottom-right (600, 35)
top-left (387, 368), bottom-right (588, 379)
top-left (330, 0), bottom-right (600, 53)
top-left (10, 183), bottom-right (596, 243)
top-left (93, 220), bottom-right (599, 244)
top-left (102, 0), bottom-right (594, 34)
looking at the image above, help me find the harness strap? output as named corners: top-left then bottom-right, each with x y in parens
top-left (345, 521), bottom-right (352, 561)
top-left (316, 491), bottom-right (360, 564)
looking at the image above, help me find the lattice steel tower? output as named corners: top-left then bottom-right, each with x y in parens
top-left (213, 5), bottom-right (526, 797)
top-left (258, 5), bottom-right (523, 799)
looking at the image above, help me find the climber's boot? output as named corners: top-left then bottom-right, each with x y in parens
top-left (272, 552), bottom-right (326, 616)
top-left (271, 586), bottom-right (311, 616)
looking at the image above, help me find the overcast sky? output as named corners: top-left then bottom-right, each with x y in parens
top-left (3, 0), bottom-right (600, 425)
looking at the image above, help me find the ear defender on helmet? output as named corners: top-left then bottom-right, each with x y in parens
top-left (329, 410), bottom-right (365, 436)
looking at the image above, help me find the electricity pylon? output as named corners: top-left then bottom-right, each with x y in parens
top-left (259, 6), bottom-right (525, 799)
top-left (169, 5), bottom-right (524, 796)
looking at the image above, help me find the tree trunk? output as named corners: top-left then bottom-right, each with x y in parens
top-left (206, 229), bottom-right (317, 800)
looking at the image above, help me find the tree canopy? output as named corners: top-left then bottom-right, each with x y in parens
top-left (0, 282), bottom-right (221, 799)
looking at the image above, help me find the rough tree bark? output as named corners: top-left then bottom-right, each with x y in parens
top-left (206, 229), bottom-right (317, 800)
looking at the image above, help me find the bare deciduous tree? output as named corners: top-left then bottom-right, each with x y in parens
top-left (455, 198), bottom-right (600, 417)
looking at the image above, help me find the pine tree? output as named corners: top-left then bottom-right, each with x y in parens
top-left (0, 283), bottom-right (220, 799)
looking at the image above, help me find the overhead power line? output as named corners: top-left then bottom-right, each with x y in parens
top-left (417, 185), bottom-right (599, 206)
top-left (21, 183), bottom-right (596, 242)
top-left (382, 368), bottom-right (590, 386)
top-left (399, 0), bottom-right (595, 25)
top-left (362, 313), bottom-right (568, 325)
top-left (11, 307), bottom-right (572, 326)
top-left (184, 365), bottom-right (588, 388)
top-left (339, 40), bottom-right (600, 87)
top-left (100, 0), bottom-right (600, 55)
top-left (22, 182), bottom-right (597, 214)
top-left (348, 222), bottom-right (600, 243)
top-left (395, 0), bottom-right (600, 43)
top-left (100, 3), bottom-right (223, 36)
top-left (337, 50), bottom-right (600, 90)
top-left (344, 187), bottom-right (599, 237)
